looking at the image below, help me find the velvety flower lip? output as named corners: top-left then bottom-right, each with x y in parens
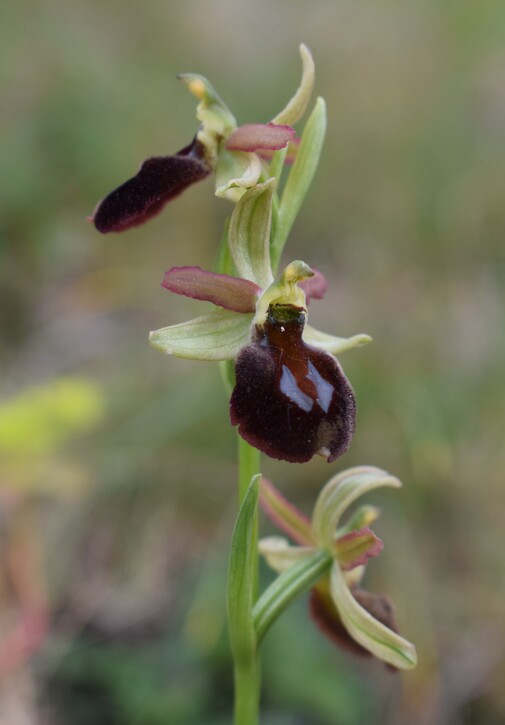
top-left (229, 304), bottom-right (356, 464)
top-left (92, 139), bottom-right (211, 234)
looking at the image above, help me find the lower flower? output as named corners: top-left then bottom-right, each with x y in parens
top-left (258, 467), bottom-right (417, 670)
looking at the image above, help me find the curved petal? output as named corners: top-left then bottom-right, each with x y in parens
top-left (92, 139), bottom-right (211, 234)
top-left (227, 123), bottom-right (295, 152)
top-left (258, 536), bottom-right (314, 574)
top-left (312, 467), bottom-right (401, 549)
top-left (272, 44), bottom-right (315, 126)
top-left (149, 310), bottom-right (253, 361)
top-left (162, 266), bottom-right (260, 313)
top-left (330, 563), bottom-right (417, 670)
top-left (303, 325), bottom-right (372, 355)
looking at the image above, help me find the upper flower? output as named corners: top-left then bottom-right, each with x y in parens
top-left (91, 45), bottom-right (315, 233)
top-left (258, 467), bottom-right (417, 669)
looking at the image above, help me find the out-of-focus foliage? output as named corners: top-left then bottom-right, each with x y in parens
top-left (1, 0), bottom-right (505, 723)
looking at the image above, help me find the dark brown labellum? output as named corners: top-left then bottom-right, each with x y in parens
top-left (230, 305), bottom-right (356, 463)
top-left (92, 138), bottom-right (211, 233)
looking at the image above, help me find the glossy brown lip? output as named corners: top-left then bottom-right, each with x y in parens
top-left (92, 138), bottom-right (211, 233)
top-left (230, 305), bottom-right (356, 463)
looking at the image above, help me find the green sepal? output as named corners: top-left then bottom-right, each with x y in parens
top-left (271, 97), bottom-right (327, 272)
top-left (312, 467), bottom-right (401, 550)
top-left (228, 178), bottom-right (276, 289)
top-left (330, 563), bottom-right (417, 670)
top-left (227, 474), bottom-right (261, 667)
top-left (253, 548), bottom-right (332, 645)
top-left (303, 325), bottom-right (372, 355)
top-left (271, 44), bottom-right (315, 126)
top-left (258, 536), bottom-right (315, 574)
top-left (149, 310), bottom-right (253, 361)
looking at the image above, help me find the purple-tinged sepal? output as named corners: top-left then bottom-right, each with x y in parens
top-left (227, 123), bottom-right (296, 152)
top-left (162, 266), bottom-right (260, 313)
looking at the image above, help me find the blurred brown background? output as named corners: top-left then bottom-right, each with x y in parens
top-left (1, 1), bottom-right (504, 723)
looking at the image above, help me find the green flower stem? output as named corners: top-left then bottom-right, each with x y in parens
top-left (238, 436), bottom-right (261, 504)
top-left (233, 658), bottom-right (261, 725)
top-left (253, 549), bottom-right (333, 644)
top-left (232, 437), bottom-right (261, 724)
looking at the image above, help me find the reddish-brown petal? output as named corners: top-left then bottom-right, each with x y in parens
top-left (91, 139), bottom-right (211, 234)
top-left (161, 266), bottom-right (260, 313)
top-left (226, 123), bottom-right (296, 152)
top-left (299, 268), bottom-right (328, 303)
top-left (260, 477), bottom-right (315, 546)
top-left (334, 527), bottom-right (384, 571)
top-left (257, 136), bottom-right (301, 165)
top-left (230, 305), bottom-right (356, 463)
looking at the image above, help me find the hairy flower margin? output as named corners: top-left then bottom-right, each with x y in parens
top-left (258, 467), bottom-right (417, 670)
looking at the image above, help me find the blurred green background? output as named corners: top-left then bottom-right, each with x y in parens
top-left (1, 1), bottom-right (505, 723)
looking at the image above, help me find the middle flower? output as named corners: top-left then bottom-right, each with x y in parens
top-left (150, 179), bottom-right (371, 463)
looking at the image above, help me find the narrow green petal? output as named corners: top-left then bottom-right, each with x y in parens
top-left (312, 467), bottom-right (401, 549)
top-left (271, 97), bottom-right (327, 272)
top-left (228, 178), bottom-right (276, 288)
top-left (149, 310), bottom-right (253, 361)
top-left (258, 536), bottom-right (315, 574)
top-left (304, 325), bottom-right (372, 355)
top-left (330, 564), bottom-right (417, 669)
top-left (272, 44), bottom-right (315, 126)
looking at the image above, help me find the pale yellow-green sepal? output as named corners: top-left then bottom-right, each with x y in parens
top-left (258, 536), bottom-right (315, 574)
top-left (312, 466), bottom-right (401, 549)
top-left (227, 178), bottom-right (276, 288)
top-left (149, 310), bottom-right (253, 361)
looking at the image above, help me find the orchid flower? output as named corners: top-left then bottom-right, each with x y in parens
top-left (91, 45), bottom-right (315, 233)
top-left (149, 186), bottom-right (371, 463)
top-left (257, 467), bottom-right (417, 670)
